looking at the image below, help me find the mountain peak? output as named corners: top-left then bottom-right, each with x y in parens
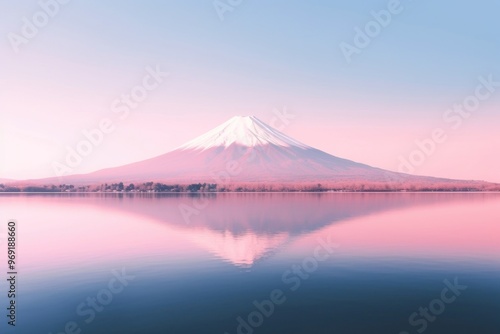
top-left (229, 115), bottom-right (255, 120)
top-left (177, 115), bottom-right (310, 150)
top-left (226, 115), bottom-right (260, 126)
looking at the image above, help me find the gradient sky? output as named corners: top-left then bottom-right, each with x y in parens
top-left (1, 0), bottom-right (499, 182)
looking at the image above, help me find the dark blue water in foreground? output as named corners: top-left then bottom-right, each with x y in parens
top-left (0, 193), bottom-right (499, 333)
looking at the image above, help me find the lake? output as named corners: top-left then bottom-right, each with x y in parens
top-left (0, 193), bottom-right (499, 334)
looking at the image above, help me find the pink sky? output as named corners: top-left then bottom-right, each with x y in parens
top-left (1, 102), bottom-right (499, 183)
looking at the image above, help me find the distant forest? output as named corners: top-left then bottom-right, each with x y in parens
top-left (1, 181), bottom-right (499, 193)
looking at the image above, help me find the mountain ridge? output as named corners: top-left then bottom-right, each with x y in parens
top-left (7, 115), bottom-right (499, 191)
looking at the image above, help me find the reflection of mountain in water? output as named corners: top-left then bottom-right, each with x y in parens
top-left (55, 193), bottom-right (489, 266)
top-left (107, 193), bottom-right (470, 233)
top-left (186, 229), bottom-right (289, 267)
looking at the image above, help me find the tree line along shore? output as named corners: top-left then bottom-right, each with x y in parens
top-left (1, 181), bottom-right (498, 193)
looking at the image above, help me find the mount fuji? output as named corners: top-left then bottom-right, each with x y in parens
top-left (22, 116), bottom-right (496, 190)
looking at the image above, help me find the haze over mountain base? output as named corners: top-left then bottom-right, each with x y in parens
top-left (5, 116), bottom-right (499, 192)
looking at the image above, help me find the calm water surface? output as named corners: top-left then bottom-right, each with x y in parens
top-left (0, 193), bottom-right (499, 334)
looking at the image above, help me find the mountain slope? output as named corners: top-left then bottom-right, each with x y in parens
top-left (21, 116), bottom-right (495, 189)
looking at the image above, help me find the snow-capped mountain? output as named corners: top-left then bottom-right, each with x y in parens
top-left (178, 116), bottom-right (310, 150)
top-left (54, 115), bottom-right (395, 183)
top-left (22, 115), bottom-right (494, 189)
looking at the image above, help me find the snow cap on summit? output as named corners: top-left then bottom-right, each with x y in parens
top-left (178, 115), bottom-right (309, 150)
